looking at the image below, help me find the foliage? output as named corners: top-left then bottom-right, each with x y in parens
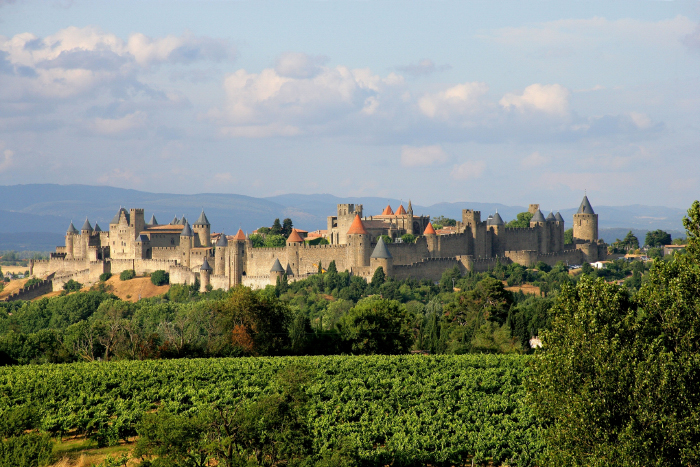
top-left (150, 270), bottom-right (169, 286)
top-left (644, 229), bottom-right (672, 247)
top-left (506, 212), bottom-right (534, 229)
top-left (271, 218), bottom-right (282, 235)
top-left (528, 200), bottom-right (700, 467)
top-left (135, 412), bottom-right (210, 467)
top-left (339, 298), bottom-right (413, 354)
top-left (400, 233), bottom-right (416, 244)
top-left (0, 354), bottom-right (539, 466)
top-left (431, 216), bottom-right (456, 230)
top-left (99, 272), bottom-right (112, 282)
top-left (24, 278), bottom-right (43, 288)
top-left (249, 234), bottom-right (264, 248)
top-left (379, 234), bottom-right (393, 244)
top-left (370, 267), bottom-right (385, 288)
top-left (0, 433), bottom-right (53, 467)
top-left (119, 269), bottom-right (136, 281)
top-left (264, 234), bottom-right (286, 248)
top-left (564, 228), bottom-right (573, 245)
top-left (62, 279), bottom-right (82, 292)
top-left (282, 218), bottom-right (294, 238)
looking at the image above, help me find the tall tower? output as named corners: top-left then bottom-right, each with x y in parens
top-left (193, 210), bottom-right (211, 247)
top-left (231, 229), bottom-right (247, 287)
top-left (180, 222), bottom-right (194, 268)
top-left (573, 195), bottom-right (598, 243)
top-left (370, 237), bottom-right (393, 277)
top-left (215, 233), bottom-right (228, 276)
top-left (530, 209), bottom-right (549, 254)
top-left (65, 221), bottom-right (78, 259)
top-left (346, 214), bottom-right (371, 269)
top-left (200, 257), bottom-right (212, 292)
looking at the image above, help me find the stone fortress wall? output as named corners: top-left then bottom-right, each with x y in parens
top-left (27, 196), bottom-right (605, 292)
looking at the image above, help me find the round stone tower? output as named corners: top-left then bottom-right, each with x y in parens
top-left (192, 210), bottom-right (211, 247)
top-left (370, 236), bottom-right (393, 277)
top-left (180, 222), bottom-right (194, 268)
top-left (66, 221), bottom-right (78, 258)
top-left (346, 214), bottom-right (371, 268)
top-left (214, 233), bottom-right (228, 276)
top-left (200, 257), bottom-right (212, 292)
top-left (573, 195), bottom-right (598, 243)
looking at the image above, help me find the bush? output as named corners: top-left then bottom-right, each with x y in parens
top-left (0, 433), bottom-right (53, 467)
top-left (150, 270), bottom-right (169, 286)
top-left (24, 278), bottom-right (43, 288)
top-left (119, 269), bottom-right (136, 281)
top-left (62, 279), bottom-right (82, 292)
top-left (99, 272), bottom-right (112, 282)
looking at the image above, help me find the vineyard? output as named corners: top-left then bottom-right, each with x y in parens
top-left (0, 354), bottom-right (541, 466)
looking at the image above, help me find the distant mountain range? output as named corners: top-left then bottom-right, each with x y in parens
top-left (0, 184), bottom-right (689, 251)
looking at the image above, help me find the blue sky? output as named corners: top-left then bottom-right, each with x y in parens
top-left (1, 0), bottom-right (699, 210)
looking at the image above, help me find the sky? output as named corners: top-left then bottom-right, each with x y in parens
top-left (1, 0), bottom-right (699, 210)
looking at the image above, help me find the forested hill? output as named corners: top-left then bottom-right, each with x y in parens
top-left (0, 184), bottom-right (688, 251)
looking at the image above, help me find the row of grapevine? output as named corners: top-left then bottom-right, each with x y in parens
top-left (0, 354), bottom-right (542, 465)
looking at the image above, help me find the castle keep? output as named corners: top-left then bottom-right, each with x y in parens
top-left (31, 196), bottom-right (607, 292)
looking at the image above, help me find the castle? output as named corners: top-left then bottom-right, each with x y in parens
top-left (30, 196), bottom-right (606, 293)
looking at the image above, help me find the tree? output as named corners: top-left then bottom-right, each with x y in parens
top-left (528, 200), bottom-right (700, 466)
top-left (271, 218), bottom-right (283, 235)
top-left (400, 233), bottom-right (416, 244)
top-left (564, 228), bottom-right (573, 245)
top-left (150, 270), bottom-right (169, 286)
top-left (506, 212), bottom-right (533, 228)
top-left (379, 234), bottom-right (393, 244)
top-left (339, 298), bottom-right (413, 354)
top-left (119, 269), bottom-right (136, 281)
top-left (282, 218), bottom-right (293, 237)
top-left (370, 266), bottom-right (385, 288)
top-left (263, 234), bottom-right (286, 248)
top-left (645, 229), bottom-right (672, 247)
top-left (327, 260), bottom-right (337, 274)
top-left (249, 233), bottom-right (264, 248)
top-left (63, 279), bottom-right (82, 292)
top-left (135, 411), bottom-right (210, 467)
top-left (622, 230), bottom-right (639, 251)
top-left (431, 216), bottom-right (456, 229)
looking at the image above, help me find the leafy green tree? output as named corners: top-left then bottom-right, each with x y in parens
top-left (263, 234), bottom-right (286, 248)
top-left (339, 298), bottom-right (413, 354)
top-left (62, 279), bottom-right (82, 291)
top-left (431, 215), bottom-right (456, 230)
top-left (271, 218), bottom-right (283, 235)
top-left (249, 233), bottom-right (265, 248)
top-left (119, 269), bottom-right (136, 281)
top-left (564, 228), bottom-right (573, 245)
top-left (150, 270), bottom-right (169, 286)
top-left (400, 233), bottom-right (416, 244)
top-left (0, 433), bottom-right (53, 467)
top-left (135, 411), bottom-right (210, 467)
top-left (506, 212), bottom-right (533, 228)
top-left (645, 229), bottom-right (672, 247)
top-left (622, 230), bottom-right (639, 251)
top-left (281, 218), bottom-right (293, 237)
top-left (370, 266), bottom-right (385, 288)
top-left (99, 272), bottom-right (112, 282)
top-left (327, 260), bottom-right (337, 274)
top-left (379, 234), bottom-right (393, 244)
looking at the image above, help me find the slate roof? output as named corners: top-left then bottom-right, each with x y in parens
top-left (491, 212), bottom-right (504, 225)
top-left (181, 222), bottom-right (194, 237)
top-left (149, 215), bottom-right (158, 225)
top-left (578, 196), bottom-right (595, 214)
top-left (347, 214), bottom-right (368, 235)
top-left (216, 233), bottom-right (228, 247)
top-left (195, 210), bottom-right (210, 225)
top-left (531, 210), bottom-right (546, 223)
top-left (94, 223), bottom-right (102, 232)
top-left (171, 216), bottom-right (179, 225)
top-left (111, 207), bottom-right (129, 224)
top-left (370, 237), bottom-right (392, 259)
top-left (270, 258), bottom-right (284, 272)
top-left (200, 257), bottom-right (213, 271)
top-left (546, 211), bottom-right (556, 221)
top-left (67, 222), bottom-right (78, 234)
top-left (555, 212), bottom-right (564, 222)
top-left (424, 222), bottom-right (437, 235)
top-left (81, 218), bottom-right (93, 231)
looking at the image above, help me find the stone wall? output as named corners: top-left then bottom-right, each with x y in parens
top-left (169, 264), bottom-right (197, 285)
top-left (242, 275), bottom-right (273, 290)
top-left (134, 259), bottom-right (179, 275)
top-left (392, 257), bottom-right (463, 281)
top-left (386, 240), bottom-right (430, 266)
top-left (3, 280), bottom-right (53, 302)
top-left (52, 269), bottom-right (91, 291)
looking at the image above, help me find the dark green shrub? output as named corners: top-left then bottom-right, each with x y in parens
top-left (119, 269), bottom-right (136, 281)
top-left (0, 433), bottom-right (53, 467)
top-left (150, 270), bottom-right (169, 286)
top-left (62, 279), bottom-right (82, 292)
top-left (23, 278), bottom-right (43, 288)
top-left (99, 272), bottom-right (112, 282)
top-left (0, 407), bottom-right (37, 438)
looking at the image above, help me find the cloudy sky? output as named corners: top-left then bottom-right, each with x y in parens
top-left (1, 0), bottom-right (699, 209)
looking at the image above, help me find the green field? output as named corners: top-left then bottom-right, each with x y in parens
top-left (0, 354), bottom-right (541, 466)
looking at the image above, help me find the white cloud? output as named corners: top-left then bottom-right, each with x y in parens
top-left (396, 58), bottom-right (451, 77)
top-left (91, 111), bottom-right (147, 135)
top-left (0, 141), bottom-right (14, 173)
top-left (274, 52), bottom-right (328, 79)
top-left (521, 151), bottom-right (549, 169)
top-left (401, 144), bottom-right (450, 167)
top-left (629, 112), bottom-right (652, 130)
top-left (500, 84), bottom-right (570, 115)
top-left (418, 82), bottom-right (489, 120)
top-left (450, 160), bottom-right (486, 180)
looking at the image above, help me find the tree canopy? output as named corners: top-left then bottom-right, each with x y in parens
top-left (644, 229), bottom-right (672, 247)
top-left (506, 212), bottom-right (533, 228)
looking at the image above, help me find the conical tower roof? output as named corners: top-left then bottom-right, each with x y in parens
top-left (287, 229), bottom-right (304, 243)
top-left (270, 258), bottom-right (284, 272)
top-left (531, 210), bottom-right (546, 223)
top-left (181, 222), bottom-right (193, 237)
top-left (233, 229), bottom-right (246, 241)
top-left (94, 223), bottom-right (102, 232)
top-left (578, 195), bottom-right (595, 214)
top-left (111, 207), bottom-right (128, 224)
top-left (395, 204), bottom-right (406, 215)
top-left (170, 216), bottom-right (179, 225)
top-left (216, 233), bottom-right (228, 247)
top-left (546, 211), bottom-right (556, 222)
top-left (555, 212), bottom-right (564, 222)
top-left (149, 215), bottom-right (158, 225)
top-left (347, 214), bottom-right (368, 235)
top-left (180, 215), bottom-right (187, 225)
top-left (195, 210), bottom-right (210, 225)
top-left (381, 204), bottom-right (394, 216)
top-left (67, 222), bottom-right (78, 234)
top-left (491, 212), bottom-right (504, 225)
top-left (200, 257), bottom-right (213, 271)
top-left (424, 222), bottom-right (437, 235)
top-left (81, 218), bottom-right (93, 232)
top-left (371, 237), bottom-right (392, 259)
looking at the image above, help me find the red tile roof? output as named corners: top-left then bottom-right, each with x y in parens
top-left (287, 229), bottom-right (304, 243)
top-left (395, 204), bottom-right (406, 215)
top-left (233, 229), bottom-right (246, 241)
top-left (347, 214), bottom-right (368, 235)
top-left (423, 222), bottom-right (437, 235)
top-left (381, 205), bottom-right (394, 215)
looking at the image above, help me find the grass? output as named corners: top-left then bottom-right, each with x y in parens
top-left (50, 435), bottom-right (135, 467)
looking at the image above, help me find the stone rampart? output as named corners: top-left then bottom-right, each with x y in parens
top-left (435, 232), bottom-right (470, 258)
top-left (134, 259), bottom-right (179, 275)
top-left (3, 280), bottom-right (53, 302)
top-left (169, 264), bottom-right (197, 286)
top-left (392, 257), bottom-right (461, 281)
top-left (152, 247), bottom-right (180, 260)
top-left (52, 269), bottom-right (91, 291)
top-left (110, 259), bottom-right (136, 275)
top-left (387, 240), bottom-right (430, 266)
top-left (242, 275), bottom-right (273, 290)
